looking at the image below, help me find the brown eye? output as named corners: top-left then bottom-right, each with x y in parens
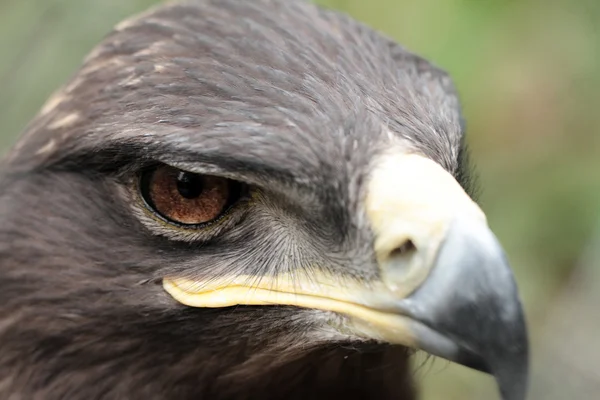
top-left (139, 165), bottom-right (243, 226)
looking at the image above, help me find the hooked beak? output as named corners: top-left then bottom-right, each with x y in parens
top-left (163, 153), bottom-right (529, 400)
top-left (398, 216), bottom-right (529, 400)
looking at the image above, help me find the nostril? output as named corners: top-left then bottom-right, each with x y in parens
top-left (384, 239), bottom-right (418, 280)
top-left (390, 240), bottom-right (417, 258)
top-left (382, 239), bottom-right (420, 293)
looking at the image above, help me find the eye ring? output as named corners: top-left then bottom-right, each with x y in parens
top-left (138, 164), bottom-right (245, 229)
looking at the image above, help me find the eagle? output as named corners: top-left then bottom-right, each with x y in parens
top-left (0, 1), bottom-right (528, 399)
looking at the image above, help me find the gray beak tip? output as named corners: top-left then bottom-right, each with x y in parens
top-left (402, 217), bottom-right (530, 400)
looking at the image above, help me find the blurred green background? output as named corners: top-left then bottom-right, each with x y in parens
top-left (1, 0), bottom-right (599, 398)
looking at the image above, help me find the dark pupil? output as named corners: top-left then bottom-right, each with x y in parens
top-left (176, 171), bottom-right (204, 199)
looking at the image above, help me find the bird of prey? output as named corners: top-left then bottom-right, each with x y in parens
top-left (0, 1), bottom-right (528, 399)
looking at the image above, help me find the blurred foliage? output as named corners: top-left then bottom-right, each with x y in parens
top-left (1, 0), bottom-right (599, 398)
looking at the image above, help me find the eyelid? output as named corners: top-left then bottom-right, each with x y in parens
top-left (165, 161), bottom-right (290, 194)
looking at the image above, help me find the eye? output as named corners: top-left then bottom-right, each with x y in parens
top-left (139, 165), bottom-right (244, 227)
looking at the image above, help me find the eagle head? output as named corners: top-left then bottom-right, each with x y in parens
top-left (0, 1), bottom-right (528, 399)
